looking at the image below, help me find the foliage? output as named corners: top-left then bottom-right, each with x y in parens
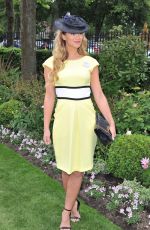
top-left (11, 78), bottom-right (44, 107)
top-left (0, 99), bottom-right (23, 127)
top-left (105, 0), bottom-right (150, 32)
top-left (0, 85), bottom-right (12, 105)
top-left (85, 176), bottom-right (149, 225)
top-left (0, 57), bottom-right (21, 105)
top-left (99, 36), bottom-right (148, 96)
top-left (0, 47), bottom-right (52, 74)
top-left (112, 91), bottom-right (150, 134)
top-left (94, 141), bottom-right (110, 160)
top-left (36, 49), bottom-right (52, 74)
top-left (0, 47), bottom-right (21, 68)
top-left (107, 134), bottom-right (150, 185)
top-left (122, 178), bottom-right (150, 207)
top-left (0, 67), bottom-right (20, 88)
top-left (10, 103), bottom-right (44, 140)
top-left (85, 183), bottom-right (106, 200)
top-left (92, 157), bottom-right (110, 175)
top-left (142, 168), bottom-right (150, 188)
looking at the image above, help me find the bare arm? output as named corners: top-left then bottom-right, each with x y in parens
top-left (90, 66), bottom-right (116, 139)
top-left (43, 66), bottom-right (55, 144)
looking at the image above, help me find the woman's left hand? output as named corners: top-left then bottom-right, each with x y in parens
top-left (109, 123), bottom-right (116, 140)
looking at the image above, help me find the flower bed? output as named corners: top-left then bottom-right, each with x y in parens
top-left (0, 125), bottom-right (150, 230)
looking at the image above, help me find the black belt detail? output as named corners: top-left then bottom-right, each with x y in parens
top-left (55, 86), bottom-right (91, 89)
top-left (57, 96), bottom-right (91, 100)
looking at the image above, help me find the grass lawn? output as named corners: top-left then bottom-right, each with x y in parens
top-left (0, 143), bottom-right (122, 230)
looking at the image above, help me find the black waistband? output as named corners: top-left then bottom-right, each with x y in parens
top-left (55, 86), bottom-right (90, 89)
top-left (57, 96), bottom-right (91, 100)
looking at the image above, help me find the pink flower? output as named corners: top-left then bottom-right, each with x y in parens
top-left (141, 157), bottom-right (149, 169)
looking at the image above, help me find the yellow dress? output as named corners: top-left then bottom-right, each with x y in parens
top-left (42, 55), bottom-right (99, 174)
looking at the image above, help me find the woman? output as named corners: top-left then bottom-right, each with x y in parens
top-left (43, 13), bottom-right (116, 230)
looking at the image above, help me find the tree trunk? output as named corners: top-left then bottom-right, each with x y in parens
top-left (20, 0), bottom-right (36, 80)
top-left (5, 0), bottom-right (14, 47)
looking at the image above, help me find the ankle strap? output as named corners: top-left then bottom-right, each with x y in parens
top-left (64, 207), bottom-right (71, 212)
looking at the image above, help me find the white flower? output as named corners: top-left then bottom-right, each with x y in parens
top-left (132, 103), bottom-right (138, 108)
top-left (118, 194), bottom-right (123, 198)
top-left (30, 148), bottom-right (35, 153)
top-left (111, 192), bottom-right (114, 197)
top-left (90, 174), bottom-right (95, 180)
top-left (126, 207), bottom-right (132, 213)
top-left (128, 188), bottom-right (133, 194)
top-left (84, 188), bottom-right (90, 193)
top-left (128, 212), bottom-right (132, 218)
top-left (99, 187), bottom-right (106, 193)
top-left (117, 185), bottom-right (123, 190)
top-left (120, 208), bottom-right (125, 214)
top-left (126, 130), bottom-right (132, 135)
top-left (52, 162), bottom-right (56, 167)
top-left (91, 184), bottom-right (99, 189)
top-left (112, 186), bottom-right (120, 194)
top-left (133, 205), bottom-right (138, 210)
top-left (124, 194), bottom-right (129, 198)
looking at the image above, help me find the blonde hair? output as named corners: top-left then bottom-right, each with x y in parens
top-left (50, 30), bottom-right (88, 83)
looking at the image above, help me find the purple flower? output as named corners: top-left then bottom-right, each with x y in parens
top-left (141, 157), bottom-right (149, 169)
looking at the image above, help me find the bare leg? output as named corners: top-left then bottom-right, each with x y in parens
top-left (62, 171), bottom-right (69, 191)
top-left (60, 171), bottom-right (83, 228)
top-left (61, 171), bottom-right (81, 219)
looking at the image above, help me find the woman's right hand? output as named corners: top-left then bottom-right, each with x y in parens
top-left (43, 129), bottom-right (51, 145)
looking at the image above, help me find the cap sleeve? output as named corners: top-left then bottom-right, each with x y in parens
top-left (89, 57), bottom-right (99, 72)
top-left (42, 56), bottom-right (53, 70)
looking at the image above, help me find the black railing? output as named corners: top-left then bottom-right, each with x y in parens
top-left (1, 31), bottom-right (150, 56)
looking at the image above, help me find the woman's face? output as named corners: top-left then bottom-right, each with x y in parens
top-left (62, 32), bottom-right (84, 49)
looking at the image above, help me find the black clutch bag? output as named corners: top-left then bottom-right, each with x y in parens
top-left (94, 113), bottom-right (112, 145)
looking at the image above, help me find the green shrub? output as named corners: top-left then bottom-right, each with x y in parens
top-left (0, 85), bottom-right (12, 104)
top-left (0, 47), bottom-right (21, 68)
top-left (11, 78), bottom-right (44, 107)
top-left (107, 134), bottom-right (150, 185)
top-left (0, 47), bottom-right (52, 74)
top-left (36, 49), bottom-right (52, 75)
top-left (142, 168), bottom-right (150, 188)
top-left (10, 103), bottom-right (44, 140)
top-left (113, 91), bottom-right (150, 134)
top-left (0, 54), bottom-right (21, 88)
top-left (99, 36), bottom-right (148, 96)
top-left (0, 99), bottom-right (23, 127)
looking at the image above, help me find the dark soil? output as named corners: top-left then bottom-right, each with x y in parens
top-left (4, 141), bottom-right (150, 230)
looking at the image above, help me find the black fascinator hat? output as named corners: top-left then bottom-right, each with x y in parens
top-left (54, 12), bottom-right (88, 34)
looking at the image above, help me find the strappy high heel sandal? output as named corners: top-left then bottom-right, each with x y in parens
top-left (70, 199), bottom-right (81, 222)
top-left (59, 208), bottom-right (72, 230)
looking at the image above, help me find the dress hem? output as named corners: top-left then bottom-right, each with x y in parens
top-left (56, 165), bottom-right (93, 175)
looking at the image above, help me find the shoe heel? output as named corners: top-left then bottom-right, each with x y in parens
top-left (77, 199), bottom-right (80, 211)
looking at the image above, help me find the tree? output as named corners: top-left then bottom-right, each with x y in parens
top-left (105, 0), bottom-right (150, 33)
top-left (20, 0), bottom-right (36, 80)
top-left (5, 0), bottom-right (14, 46)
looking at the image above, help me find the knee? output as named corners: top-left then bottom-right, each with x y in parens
top-left (71, 171), bottom-right (84, 178)
top-left (62, 171), bottom-right (69, 176)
